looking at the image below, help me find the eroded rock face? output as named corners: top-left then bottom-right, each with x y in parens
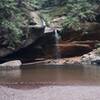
top-left (0, 31), bottom-right (56, 63)
top-left (0, 26), bottom-right (45, 63)
top-left (61, 22), bottom-right (100, 41)
top-left (38, 49), bottom-right (100, 65)
top-left (56, 43), bottom-right (92, 58)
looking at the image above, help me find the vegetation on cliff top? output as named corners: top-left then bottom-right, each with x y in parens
top-left (0, 0), bottom-right (100, 47)
top-left (40, 0), bottom-right (99, 31)
top-left (0, 0), bottom-right (36, 47)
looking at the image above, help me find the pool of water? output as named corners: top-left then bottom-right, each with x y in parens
top-left (0, 64), bottom-right (100, 85)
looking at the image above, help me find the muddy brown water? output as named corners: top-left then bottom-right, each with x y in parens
top-left (0, 64), bottom-right (100, 86)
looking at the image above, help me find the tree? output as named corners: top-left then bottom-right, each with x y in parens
top-left (0, 0), bottom-right (36, 47)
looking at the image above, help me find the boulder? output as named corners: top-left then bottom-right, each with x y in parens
top-left (91, 57), bottom-right (100, 65)
top-left (81, 49), bottom-right (100, 65)
top-left (0, 60), bottom-right (22, 70)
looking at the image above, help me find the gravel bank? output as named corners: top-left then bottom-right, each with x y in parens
top-left (0, 85), bottom-right (100, 100)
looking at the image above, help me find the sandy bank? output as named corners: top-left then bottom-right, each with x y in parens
top-left (0, 85), bottom-right (100, 100)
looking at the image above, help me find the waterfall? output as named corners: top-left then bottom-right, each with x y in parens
top-left (41, 19), bottom-right (46, 27)
top-left (55, 29), bottom-right (60, 40)
top-left (54, 29), bottom-right (61, 59)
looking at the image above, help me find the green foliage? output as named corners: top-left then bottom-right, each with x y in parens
top-left (62, 0), bottom-right (97, 30)
top-left (0, 0), bottom-right (36, 47)
top-left (0, 0), bottom-right (100, 47)
top-left (0, 0), bottom-right (22, 47)
top-left (40, 0), bottom-right (98, 31)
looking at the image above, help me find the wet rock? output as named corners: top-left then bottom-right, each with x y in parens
top-left (45, 59), bottom-right (66, 65)
top-left (0, 60), bottom-right (22, 70)
top-left (29, 11), bottom-right (46, 28)
top-left (81, 49), bottom-right (100, 65)
top-left (91, 58), bottom-right (100, 65)
top-left (44, 27), bottom-right (54, 34)
top-left (42, 57), bottom-right (81, 65)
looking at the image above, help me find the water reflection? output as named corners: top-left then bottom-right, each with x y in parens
top-left (0, 65), bottom-right (100, 85)
top-left (0, 70), bottom-right (21, 81)
top-left (83, 65), bottom-right (100, 82)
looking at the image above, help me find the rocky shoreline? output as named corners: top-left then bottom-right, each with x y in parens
top-left (0, 49), bottom-right (100, 70)
top-left (41, 48), bottom-right (100, 65)
top-left (27, 49), bottom-right (100, 66)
